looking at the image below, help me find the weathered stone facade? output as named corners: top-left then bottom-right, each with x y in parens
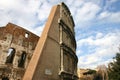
top-left (23, 2), bottom-right (78, 80)
top-left (0, 2), bottom-right (78, 80)
top-left (0, 23), bottom-right (39, 80)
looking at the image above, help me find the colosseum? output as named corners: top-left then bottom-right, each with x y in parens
top-left (0, 2), bottom-right (78, 80)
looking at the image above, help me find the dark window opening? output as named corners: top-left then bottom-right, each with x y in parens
top-left (3, 37), bottom-right (7, 41)
top-left (18, 51), bottom-right (26, 68)
top-left (6, 48), bottom-right (15, 64)
top-left (25, 33), bottom-right (29, 38)
top-left (2, 77), bottom-right (9, 80)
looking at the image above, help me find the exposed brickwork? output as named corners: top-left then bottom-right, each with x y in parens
top-left (0, 23), bottom-right (39, 80)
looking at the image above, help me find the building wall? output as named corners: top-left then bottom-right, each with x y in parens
top-left (59, 3), bottom-right (78, 80)
top-left (0, 23), bottom-right (39, 80)
top-left (78, 69), bottom-right (97, 80)
top-left (23, 2), bottom-right (78, 80)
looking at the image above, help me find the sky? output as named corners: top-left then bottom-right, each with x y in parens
top-left (0, 0), bottom-right (120, 69)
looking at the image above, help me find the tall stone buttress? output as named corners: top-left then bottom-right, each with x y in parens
top-left (23, 2), bottom-right (78, 80)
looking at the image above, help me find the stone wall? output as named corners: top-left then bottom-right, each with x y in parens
top-left (0, 23), bottom-right (39, 80)
top-left (23, 2), bottom-right (78, 80)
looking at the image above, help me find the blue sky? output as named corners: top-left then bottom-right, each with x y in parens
top-left (0, 0), bottom-right (120, 69)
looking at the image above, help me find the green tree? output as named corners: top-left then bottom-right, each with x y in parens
top-left (108, 52), bottom-right (120, 80)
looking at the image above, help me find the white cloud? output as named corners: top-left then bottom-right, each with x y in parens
top-left (72, 0), bottom-right (84, 8)
top-left (98, 11), bottom-right (111, 19)
top-left (74, 2), bottom-right (101, 24)
top-left (0, 0), bottom-right (48, 36)
top-left (109, 12), bottom-right (120, 23)
top-left (33, 25), bottom-right (45, 36)
top-left (98, 11), bottom-right (120, 23)
top-left (0, 0), bottom-right (18, 9)
top-left (68, 0), bottom-right (84, 16)
top-left (76, 50), bottom-right (83, 56)
top-left (77, 31), bottom-right (120, 47)
top-left (37, 2), bottom-right (51, 21)
top-left (70, 0), bottom-right (120, 28)
top-left (77, 31), bottom-right (120, 68)
top-left (0, 0), bottom-right (39, 25)
top-left (96, 32), bottom-right (103, 39)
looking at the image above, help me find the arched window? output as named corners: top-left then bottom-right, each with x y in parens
top-left (18, 51), bottom-right (26, 68)
top-left (6, 48), bottom-right (15, 64)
